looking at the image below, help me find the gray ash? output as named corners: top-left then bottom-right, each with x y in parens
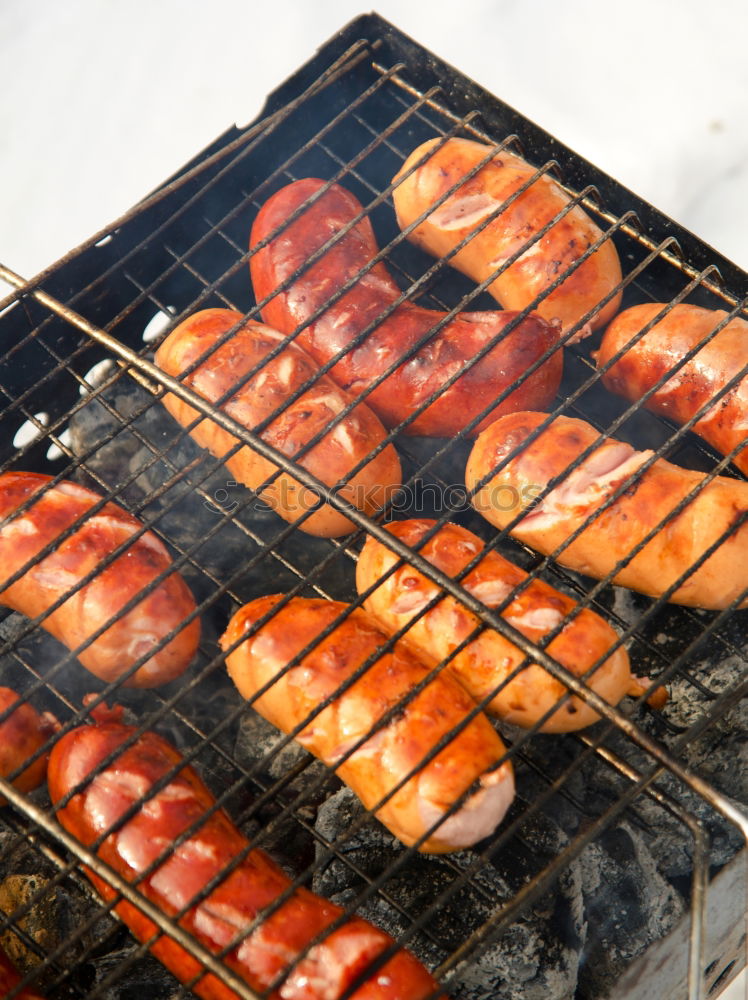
top-left (575, 822), bottom-right (684, 999)
top-left (312, 786), bottom-right (585, 1000)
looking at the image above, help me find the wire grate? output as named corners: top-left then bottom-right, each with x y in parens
top-left (0, 13), bottom-right (745, 1000)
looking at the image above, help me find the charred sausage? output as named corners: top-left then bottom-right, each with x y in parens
top-left (249, 178), bottom-right (562, 437)
top-left (155, 309), bottom-right (402, 537)
top-left (595, 302), bottom-right (748, 476)
top-left (465, 411), bottom-right (748, 610)
top-left (391, 137), bottom-right (623, 337)
top-left (0, 472), bottom-right (200, 687)
top-left (47, 704), bottom-right (445, 1000)
top-left (0, 687), bottom-right (59, 805)
top-left (221, 595), bottom-right (514, 852)
top-left (356, 519), bottom-right (646, 733)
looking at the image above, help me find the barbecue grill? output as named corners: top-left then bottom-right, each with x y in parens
top-left (0, 12), bottom-right (746, 1000)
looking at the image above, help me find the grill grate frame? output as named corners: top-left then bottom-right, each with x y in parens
top-left (0, 12), bottom-right (746, 1000)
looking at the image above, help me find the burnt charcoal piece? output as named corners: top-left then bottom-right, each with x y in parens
top-left (313, 787), bottom-right (585, 1000)
top-left (230, 709), bottom-right (335, 871)
top-left (550, 709), bottom-right (742, 999)
top-left (575, 821), bottom-right (685, 999)
top-left (567, 679), bottom-right (746, 893)
top-left (625, 709), bottom-right (747, 895)
top-left (233, 707), bottom-right (319, 784)
top-left (0, 825), bottom-right (131, 998)
top-left (587, 739), bottom-right (746, 909)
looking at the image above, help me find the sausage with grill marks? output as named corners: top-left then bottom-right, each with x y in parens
top-left (155, 309), bottom-right (402, 537)
top-left (466, 411), bottom-right (748, 610)
top-left (0, 686), bottom-right (59, 805)
top-left (221, 595), bottom-right (514, 853)
top-left (355, 519), bottom-right (651, 733)
top-left (391, 137), bottom-right (623, 337)
top-left (0, 472), bottom-right (200, 687)
top-left (47, 704), bottom-right (446, 1000)
top-left (595, 303), bottom-right (748, 476)
top-left (249, 178), bottom-right (562, 437)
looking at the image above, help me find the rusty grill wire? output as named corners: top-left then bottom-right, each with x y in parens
top-left (0, 14), bottom-right (746, 1000)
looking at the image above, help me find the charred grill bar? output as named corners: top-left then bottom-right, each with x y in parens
top-left (0, 13), bottom-right (746, 1000)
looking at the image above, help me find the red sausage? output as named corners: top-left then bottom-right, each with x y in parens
top-left (0, 687), bottom-right (59, 804)
top-left (595, 303), bottom-right (748, 476)
top-left (154, 308), bottom-right (402, 538)
top-left (221, 595), bottom-right (514, 853)
top-left (0, 472), bottom-right (200, 688)
top-left (47, 705), bottom-right (445, 1000)
top-left (249, 178), bottom-right (562, 437)
top-left (0, 944), bottom-right (47, 999)
top-left (466, 410), bottom-right (748, 609)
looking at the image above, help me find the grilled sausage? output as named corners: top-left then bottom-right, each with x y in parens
top-left (249, 178), bottom-right (562, 437)
top-left (595, 303), bottom-right (748, 476)
top-left (0, 944), bottom-right (46, 999)
top-left (155, 309), bottom-right (402, 537)
top-left (221, 595), bottom-right (514, 853)
top-left (0, 687), bottom-right (59, 805)
top-left (465, 411), bottom-right (748, 610)
top-left (0, 472), bottom-right (200, 687)
top-left (356, 519), bottom-right (645, 732)
top-left (391, 137), bottom-right (623, 337)
top-left (47, 704), bottom-right (445, 1000)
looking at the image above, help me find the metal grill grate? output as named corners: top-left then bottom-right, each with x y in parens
top-left (0, 13), bottom-right (746, 1000)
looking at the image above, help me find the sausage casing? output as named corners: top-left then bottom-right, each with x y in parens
top-left (0, 472), bottom-right (200, 687)
top-left (0, 687), bottom-right (58, 804)
top-left (221, 595), bottom-right (514, 853)
top-left (47, 706), bottom-right (445, 1000)
top-left (595, 303), bottom-right (748, 476)
top-left (249, 178), bottom-right (562, 437)
top-left (466, 411), bottom-right (748, 610)
top-left (356, 519), bottom-right (634, 732)
top-left (392, 137), bottom-right (623, 337)
top-left (155, 309), bottom-right (402, 538)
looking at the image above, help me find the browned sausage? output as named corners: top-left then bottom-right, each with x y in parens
top-left (355, 519), bottom-right (647, 732)
top-left (466, 411), bottom-right (748, 609)
top-left (249, 178), bottom-right (562, 437)
top-left (47, 704), bottom-right (446, 1000)
top-left (0, 687), bottom-right (59, 804)
top-left (391, 137), bottom-right (623, 337)
top-left (0, 472), bottom-right (200, 687)
top-left (155, 309), bottom-right (402, 537)
top-left (595, 302), bottom-right (748, 476)
top-left (221, 595), bottom-right (514, 852)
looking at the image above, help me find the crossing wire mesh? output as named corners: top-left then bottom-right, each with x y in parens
top-left (0, 13), bottom-right (745, 1000)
